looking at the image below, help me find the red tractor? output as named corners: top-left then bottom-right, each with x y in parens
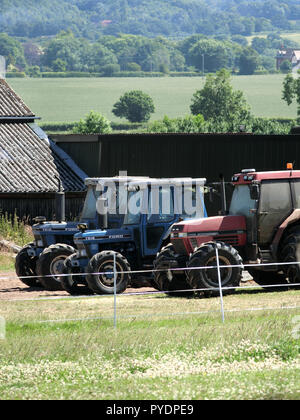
top-left (154, 165), bottom-right (300, 295)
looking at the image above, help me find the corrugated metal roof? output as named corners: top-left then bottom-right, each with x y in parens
top-left (0, 123), bottom-right (86, 192)
top-left (0, 78), bottom-right (34, 117)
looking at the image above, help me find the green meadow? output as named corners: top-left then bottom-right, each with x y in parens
top-left (9, 74), bottom-right (297, 124)
top-left (0, 289), bottom-right (299, 400)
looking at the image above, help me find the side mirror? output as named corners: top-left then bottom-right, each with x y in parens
top-left (250, 184), bottom-right (259, 200)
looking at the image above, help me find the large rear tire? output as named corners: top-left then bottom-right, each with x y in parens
top-left (36, 244), bottom-right (75, 290)
top-left (86, 251), bottom-right (130, 295)
top-left (187, 242), bottom-right (242, 297)
top-left (247, 269), bottom-right (288, 292)
top-left (15, 242), bottom-right (39, 287)
top-left (153, 244), bottom-right (192, 297)
top-left (279, 226), bottom-right (300, 288)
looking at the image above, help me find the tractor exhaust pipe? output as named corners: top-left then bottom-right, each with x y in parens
top-left (97, 197), bottom-right (108, 230)
top-left (219, 173), bottom-right (227, 216)
top-left (55, 192), bottom-right (65, 223)
top-left (55, 177), bottom-right (65, 223)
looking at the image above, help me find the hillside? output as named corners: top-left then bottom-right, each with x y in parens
top-left (0, 0), bottom-right (300, 39)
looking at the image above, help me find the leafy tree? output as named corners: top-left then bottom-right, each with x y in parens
top-left (190, 69), bottom-right (251, 126)
top-left (112, 90), bottom-right (155, 123)
top-left (282, 72), bottom-right (300, 123)
top-left (188, 39), bottom-right (231, 73)
top-left (73, 111), bottom-right (112, 134)
top-left (238, 47), bottom-right (261, 75)
top-left (0, 32), bottom-right (25, 68)
top-left (280, 60), bottom-right (292, 74)
top-left (52, 58), bottom-right (67, 72)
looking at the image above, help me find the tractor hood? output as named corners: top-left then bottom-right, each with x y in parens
top-left (172, 215), bottom-right (246, 234)
top-left (32, 221), bottom-right (79, 234)
top-left (171, 215), bottom-right (247, 254)
top-left (74, 228), bottom-right (132, 242)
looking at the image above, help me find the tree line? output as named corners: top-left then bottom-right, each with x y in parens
top-left (0, 0), bottom-right (299, 39)
top-left (70, 69), bottom-right (297, 135)
top-left (1, 30), bottom-right (299, 77)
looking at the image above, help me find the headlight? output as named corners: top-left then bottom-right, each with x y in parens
top-left (78, 249), bottom-right (87, 257)
top-left (77, 223), bottom-right (88, 231)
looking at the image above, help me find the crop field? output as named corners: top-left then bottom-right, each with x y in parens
top-left (0, 282), bottom-right (300, 400)
top-left (9, 75), bottom-right (297, 124)
top-left (246, 31), bottom-right (300, 44)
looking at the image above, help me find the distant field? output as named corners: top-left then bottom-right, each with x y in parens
top-left (9, 75), bottom-right (297, 123)
top-left (246, 32), bottom-right (300, 44)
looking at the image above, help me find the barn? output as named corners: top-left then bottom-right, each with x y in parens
top-left (52, 131), bottom-right (300, 215)
top-left (0, 78), bottom-right (87, 221)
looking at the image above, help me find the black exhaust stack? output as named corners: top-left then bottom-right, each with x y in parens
top-left (55, 177), bottom-right (65, 223)
top-left (97, 197), bottom-right (108, 229)
top-left (219, 173), bottom-right (227, 216)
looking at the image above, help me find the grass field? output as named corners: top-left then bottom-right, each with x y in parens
top-left (246, 31), bottom-right (300, 44)
top-left (9, 75), bottom-right (297, 125)
top-left (0, 288), bottom-right (299, 400)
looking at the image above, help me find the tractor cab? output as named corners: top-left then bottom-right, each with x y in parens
top-left (61, 177), bottom-right (207, 295)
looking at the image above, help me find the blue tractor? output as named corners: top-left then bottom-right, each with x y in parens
top-left (60, 177), bottom-right (207, 295)
top-left (15, 176), bottom-right (145, 290)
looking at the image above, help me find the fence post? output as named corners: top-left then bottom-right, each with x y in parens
top-left (113, 252), bottom-right (117, 329)
top-left (215, 245), bottom-right (225, 323)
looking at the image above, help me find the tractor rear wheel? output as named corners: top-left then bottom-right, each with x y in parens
top-left (247, 269), bottom-right (288, 292)
top-left (187, 242), bottom-right (242, 297)
top-left (86, 251), bottom-right (130, 295)
top-left (153, 244), bottom-right (192, 297)
top-left (279, 226), bottom-right (300, 288)
top-left (15, 242), bottom-right (39, 287)
top-left (36, 244), bottom-right (75, 290)
top-left (60, 253), bottom-right (92, 295)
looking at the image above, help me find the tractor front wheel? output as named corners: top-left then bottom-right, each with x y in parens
top-left (86, 251), bottom-right (130, 295)
top-left (153, 244), bottom-right (192, 297)
top-left (187, 242), bottom-right (242, 297)
top-left (36, 244), bottom-right (75, 290)
top-left (60, 253), bottom-right (92, 295)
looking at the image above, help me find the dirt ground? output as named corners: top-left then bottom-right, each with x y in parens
top-left (0, 271), bottom-right (158, 301)
top-left (0, 269), bottom-right (253, 301)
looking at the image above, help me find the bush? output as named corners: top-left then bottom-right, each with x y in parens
top-left (0, 212), bottom-right (33, 247)
top-left (6, 72), bottom-right (26, 78)
top-left (72, 111), bottom-right (112, 134)
top-left (39, 122), bottom-right (76, 133)
top-left (112, 90), bottom-right (155, 123)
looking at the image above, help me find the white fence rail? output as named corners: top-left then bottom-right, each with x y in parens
top-left (1, 248), bottom-right (300, 327)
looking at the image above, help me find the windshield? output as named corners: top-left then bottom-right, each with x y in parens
top-left (229, 184), bottom-right (257, 217)
top-left (123, 190), bottom-right (142, 225)
top-left (81, 186), bottom-right (100, 220)
top-left (81, 185), bottom-right (125, 226)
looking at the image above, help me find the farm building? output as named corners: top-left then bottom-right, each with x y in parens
top-left (51, 131), bottom-right (300, 216)
top-left (276, 48), bottom-right (300, 71)
top-left (0, 78), bottom-right (87, 220)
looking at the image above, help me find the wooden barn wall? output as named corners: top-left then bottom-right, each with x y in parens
top-left (97, 133), bottom-right (300, 179)
top-left (0, 193), bottom-right (85, 222)
top-left (53, 133), bottom-right (300, 215)
top-left (54, 133), bottom-right (300, 180)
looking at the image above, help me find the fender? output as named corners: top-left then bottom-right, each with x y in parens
top-left (272, 209), bottom-right (300, 256)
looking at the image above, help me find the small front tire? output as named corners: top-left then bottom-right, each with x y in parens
top-left (86, 251), bottom-right (130, 295)
top-left (187, 242), bottom-right (242, 297)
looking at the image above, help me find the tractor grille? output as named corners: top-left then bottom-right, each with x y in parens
top-left (173, 239), bottom-right (188, 256)
top-left (213, 235), bottom-right (239, 246)
top-left (189, 238), bottom-right (198, 250)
